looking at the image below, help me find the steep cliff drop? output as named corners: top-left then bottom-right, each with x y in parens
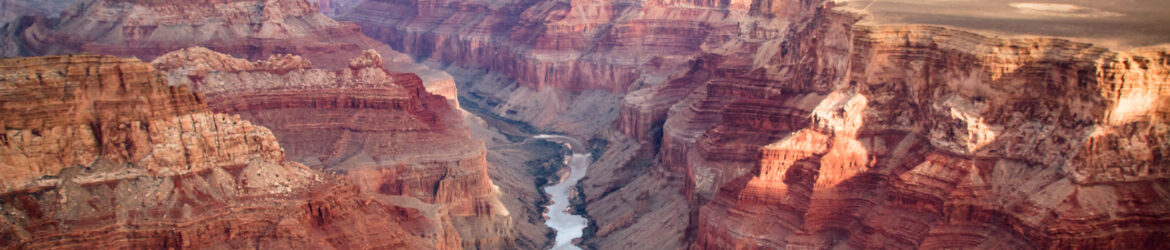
top-left (0, 54), bottom-right (454, 249)
top-left (336, 0), bottom-right (1170, 248)
top-left (0, 0), bottom-right (457, 104)
top-left (150, 47), bottom-right (519, 249)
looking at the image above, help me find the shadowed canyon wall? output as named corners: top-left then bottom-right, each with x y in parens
top-left (340, 0), bottom-right (820, 136)
top-left (0, 0), bottom-right (537, 247)
top-left (0, 0), bottom-right (1167, 248)
top-left (0, 0), bottom-right (457, 102)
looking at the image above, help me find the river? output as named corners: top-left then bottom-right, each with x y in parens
top-left (532, 135), bottom-right (591, 250)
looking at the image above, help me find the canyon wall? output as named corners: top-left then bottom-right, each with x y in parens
top-left (340, 0), bottom-right (819, 136)
top-left (0, 0), bottom-right (458, 104)
top-left (150, 47), bottom-right (520, 248)
top-left (0, 0), bottom-right (556, 247)
top-left (340, 0), bottom-right (1170, 248)
top-left (1, 0), bottom-right (361, 65)
top-left (0, 54), bottom-right (456, 249)
top-left (0, 0), bottom-right (80, 22)
top-left (5, 0), bottom-right (1161, 248)
top-left (656, 8), bottom-right (1170, 250)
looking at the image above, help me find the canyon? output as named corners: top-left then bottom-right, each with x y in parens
top-left (0, 54), bottom-right (454, 248)
top-left (0, 0), bottom-right (547, 248)
top-left (337, 0), bottom-right (1170, 249)
top-left (150, 47), bottom-right (520, 248)
top-left (0, 0), bottom-right (1168, 249)
top-left (531, 134), bottom-right (592, 250)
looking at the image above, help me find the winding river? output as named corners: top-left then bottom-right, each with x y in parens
top-left (532, 135), bottom-right (591, 250)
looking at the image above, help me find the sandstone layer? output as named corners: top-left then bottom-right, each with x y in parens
top-left (339, 0), bottom-right (1170, 248)
top-left (151, 47), bottom-right (518, 248)
top-left (0, 54), bottom-right (455, 249)
top-left (684, 11), bottom-right (1170, 248)
top-left (596, 6), bottom-right (1170, 250)
top-left (0, 0), bottom-right (458, 103)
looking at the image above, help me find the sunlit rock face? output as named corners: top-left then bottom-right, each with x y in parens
top-left (675, 8), bottom-right (1170, 249)
top-left (151, 47), bottom-right (517, 248)
top-left (0, 54), bottom-right (455, 249)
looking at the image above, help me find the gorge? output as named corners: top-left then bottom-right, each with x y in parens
top-left (1, 0), bottom-right (1169, 249)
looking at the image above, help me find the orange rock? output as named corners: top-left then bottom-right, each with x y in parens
top-left (152, 47), bottom-right (516, 248)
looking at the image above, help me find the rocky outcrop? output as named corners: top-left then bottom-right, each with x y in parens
top-left (3, 0), bottom-right (355, 64)
top-left (0, 54), bottom-right (455, 249)
top-left (152, 47), bottom-right (517, 248)
top-left (663, 8), bottom-right (1170, 249)
top-left (0, 0), bottom-right (79, 22)
top-left (341, 0), bottom-right (820, 136)
top-left (346, 0), bottom-right (1170, 248)
top-left (0, 0), bottom-right (460, 104)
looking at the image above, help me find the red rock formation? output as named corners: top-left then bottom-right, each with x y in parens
top-left (2, 0), bottom-right (357, 66)
top-left (0, 0), bottom-right (458, 91)
top-left (1, 0), bottom-right (462, 108)
top-left (0, 54), bottom-right (456, 249)
top-left (151, 47), bottom-right (517, 248)
top-left (0, 0), bottom-right (79, 22)
top-left (341, 0), bottom-right (821, 134)
top-left (342, 0), bottom-right (1170, 248)
top-left (666, 8), bottom-right (1170, 249)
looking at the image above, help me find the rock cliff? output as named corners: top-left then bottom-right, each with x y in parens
top-left (0, 54), bottom-right (457, 249)
top-left (0, 0), bottom-right (80, 22)
top-left (151, 47), bottom-right (518, 248)
top-left (339, 0), bottom-right (1170, 248)
top-left (0, 0), bottom-right (459, 104)
top-left (3, 0), bottom-right (355, 64)
top-left (666, 9), bottom-right (1170, 250)
top-left (341, 0), bottom-right (819, 135)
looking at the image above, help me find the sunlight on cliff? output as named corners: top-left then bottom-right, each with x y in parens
top-left (811, 91), bottom-right (869, 134)
top-left (1109, 91), bottom-right (1156, 124)
top-left (749, 90), bottom-right (874, 190)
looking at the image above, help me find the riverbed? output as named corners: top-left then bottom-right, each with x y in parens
top-left (533, 135), bottom-right (591, 250)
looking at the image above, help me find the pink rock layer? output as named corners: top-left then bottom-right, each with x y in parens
top-left (0, 54), bottom-right (458, 249)
top-left (653, 9), bottom-right (1170, 250)
top-left (152, 47), bottom-right (516, 248)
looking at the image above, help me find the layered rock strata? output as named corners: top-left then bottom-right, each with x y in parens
top-left (4, 0), bottom-right (357, 65)
top-left (0, 0), bottom-right (459, 104)
top-left (341, 0), bottom-right (1170, 249)
top-left (0, 54), bottom-right (456, 249)
top-left (151, 47), bottom-right (516, 248)
top-left (0, 0), bottom-right (80, 22)
top-left (341, 0), bottom-right (818, 135)
top-left (670, 9), bottom-right (1170, 250)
